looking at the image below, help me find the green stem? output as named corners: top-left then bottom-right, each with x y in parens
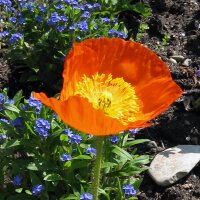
top-left (91, 136), bottom-right (104, 200)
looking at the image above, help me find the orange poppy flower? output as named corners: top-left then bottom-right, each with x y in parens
top-left (34, 38), bottom-right (182, 136)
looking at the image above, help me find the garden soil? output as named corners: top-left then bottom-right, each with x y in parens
top-left (1, 0), bottom-right (200, 199)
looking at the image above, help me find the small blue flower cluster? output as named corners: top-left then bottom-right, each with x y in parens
top-left (34, 118), bottom-right (50, 139)
top-left (32, 184), bottom-right (44, 196)
top-left (18, 17), bottom-right (25, 24)
top-left (27, 97), bottom-right (42, 114)
top-left (38, 5), bottom-right (46, 12)
top-left (80, 193), bottom-right (93, 200)
top-left (9, 33), bottom-right (23, 45)
top-left (23, 2), bottom-right (35, 12)
top-left (196, 69), bottom-right (200, 77)
top-left (0, 118), bottom-right (10, 124)
top-left (129, 129), bottom-right (138, 134)
top-left (47, 12), bottom-right (68, 26)
top-left (5, 98), bottom-right (14, 104)
top-left (101, 17), bottom-right (110, 24)
top-left (12, 175), bottom-right (22, 187)
top-left (64, 129), bottom-right (82, 145)
top-left (0, 93), bottom-right (4, 111)
top-left (0, 0), bottom-right (12, 7)
top-left (61, 153), bottom-right (72, 161)
top-left (61, 0), bottom-right (79, 6)
top-left (123, 184), bottom-right (136, 197)
top-left (110, 136), bottom-right (118, 144)
top-left (86, 147), bottom-right (96, 156)
top-left (0, 31), bottom-right (9, 38)
top-left (12, 117), bottom-right (24, 131)
top-left (9, 16), bottom-right (17, 23)
top-left (108, 29), bottom-right (126, 39)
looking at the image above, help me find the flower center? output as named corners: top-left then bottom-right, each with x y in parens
top-left (98, 91), bottom-right (112, 110)
top-left (75, 73), bottom-right (141, 125)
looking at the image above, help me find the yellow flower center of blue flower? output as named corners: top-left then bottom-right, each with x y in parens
top-left (75, 73), bottom-right (141, 125)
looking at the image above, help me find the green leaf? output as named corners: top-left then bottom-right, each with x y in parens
top-left (25, 190), bottom-right (32, 195)
top-left (98, 188), bottom-right (110, 200)
top-left (124, 139), bottom-right (150, 148)
top-left (13, 90), bottom-right (23, 105)
top-left (73, 155), bottom-right (91, 160)
top-left (27, 160), bottom-right (58, 171)
top-left (4, 104), bottom-right (20, 113)
top-left (133, 2), bottom-right (152, 18)
top-left (30, 171), bottom-right (41, 185)
top-left (15, 188), bottom-right (23, 193)
top-left (110, 0), bottom-right (118, 5)
top-left (44, 173), bottom-right (64, 181)
top-left (130, 155), bottom-right (150, 165)
top-left (2, 139), bottom-right (23, 149)
top-left (112, 145), bottom-right (133, 161)
top-left (102, 162), bottom-right (117, 168)
top-left (59, 194), bottom-right (78, 200)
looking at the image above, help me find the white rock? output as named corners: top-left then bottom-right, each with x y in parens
top-left (168, 58), bottom-right (177, 64)
top-left (182, 58), bottom-right (191, 66)
top-left (171, 55), bottom-right (185, 62)
top-left (148, 145), bottom-right (200, 187)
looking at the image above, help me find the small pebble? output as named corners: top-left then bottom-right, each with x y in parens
top-left (171, 55), bottom-right (185, 62)
top-left (169, 58), bottom-right (177, 64)
top-left (182, 59), bottom-right (191, 66)
top-left (182, 183), bottom-right (193, 189)
top-left (147, 141), bottom-right (158, 149)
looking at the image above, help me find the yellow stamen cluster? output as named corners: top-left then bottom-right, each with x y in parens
top-left (75, 73), bottom-right (141, 125)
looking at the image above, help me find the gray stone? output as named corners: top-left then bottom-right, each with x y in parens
top-left (148, 145), bottom-right (200, 187)
top-left (182, 58), bottom-right (191, 66)
top-left (168, 58), bottom-right (177, 64)
top-left (171, 55), bottom-right (185, 62)
top-left (147, 141), bottom-right (158, 149)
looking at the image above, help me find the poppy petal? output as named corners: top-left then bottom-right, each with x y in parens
top-left (136, 77), bottom-right (182, 121)
top-left (33, 92), bottom-right (150, 136)
top-left (60, 38), bottom-right (172, 100)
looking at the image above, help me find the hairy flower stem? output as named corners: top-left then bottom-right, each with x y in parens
top-left (92, 136), bottom-right (104, 200)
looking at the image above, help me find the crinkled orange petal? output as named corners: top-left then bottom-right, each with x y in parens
top-left (34, 38), bottom-right (183, 135)
top-left (133, 78), bottom-right (182, 122)
top-left (33, 92), bottom-right (150, 136)
top-left (60, 38), bottom-right (172, 100)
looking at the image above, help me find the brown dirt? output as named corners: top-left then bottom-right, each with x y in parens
top-left (130, 0), bottom-right (200, 199)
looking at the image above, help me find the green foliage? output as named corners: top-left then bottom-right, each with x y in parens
top-left (0, 89), bottom-right (150, 199)
top-left (136, 23), bottom-right (149, 42)
top-left (1, 0), bottom-right (128, 93)
top-left (1, 0), bottom-right (151, 94)
top-left (162, 33), bottom-right (171, 46)
top-left (94, 0), bottom-right (151, 18)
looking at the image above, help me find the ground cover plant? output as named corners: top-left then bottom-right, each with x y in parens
top-left (0, 0), bottom-right (185, 200)
top-left (0, 0), bottom-right (150, 95)
top-left (0, 88), bottom-right (151, 199)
